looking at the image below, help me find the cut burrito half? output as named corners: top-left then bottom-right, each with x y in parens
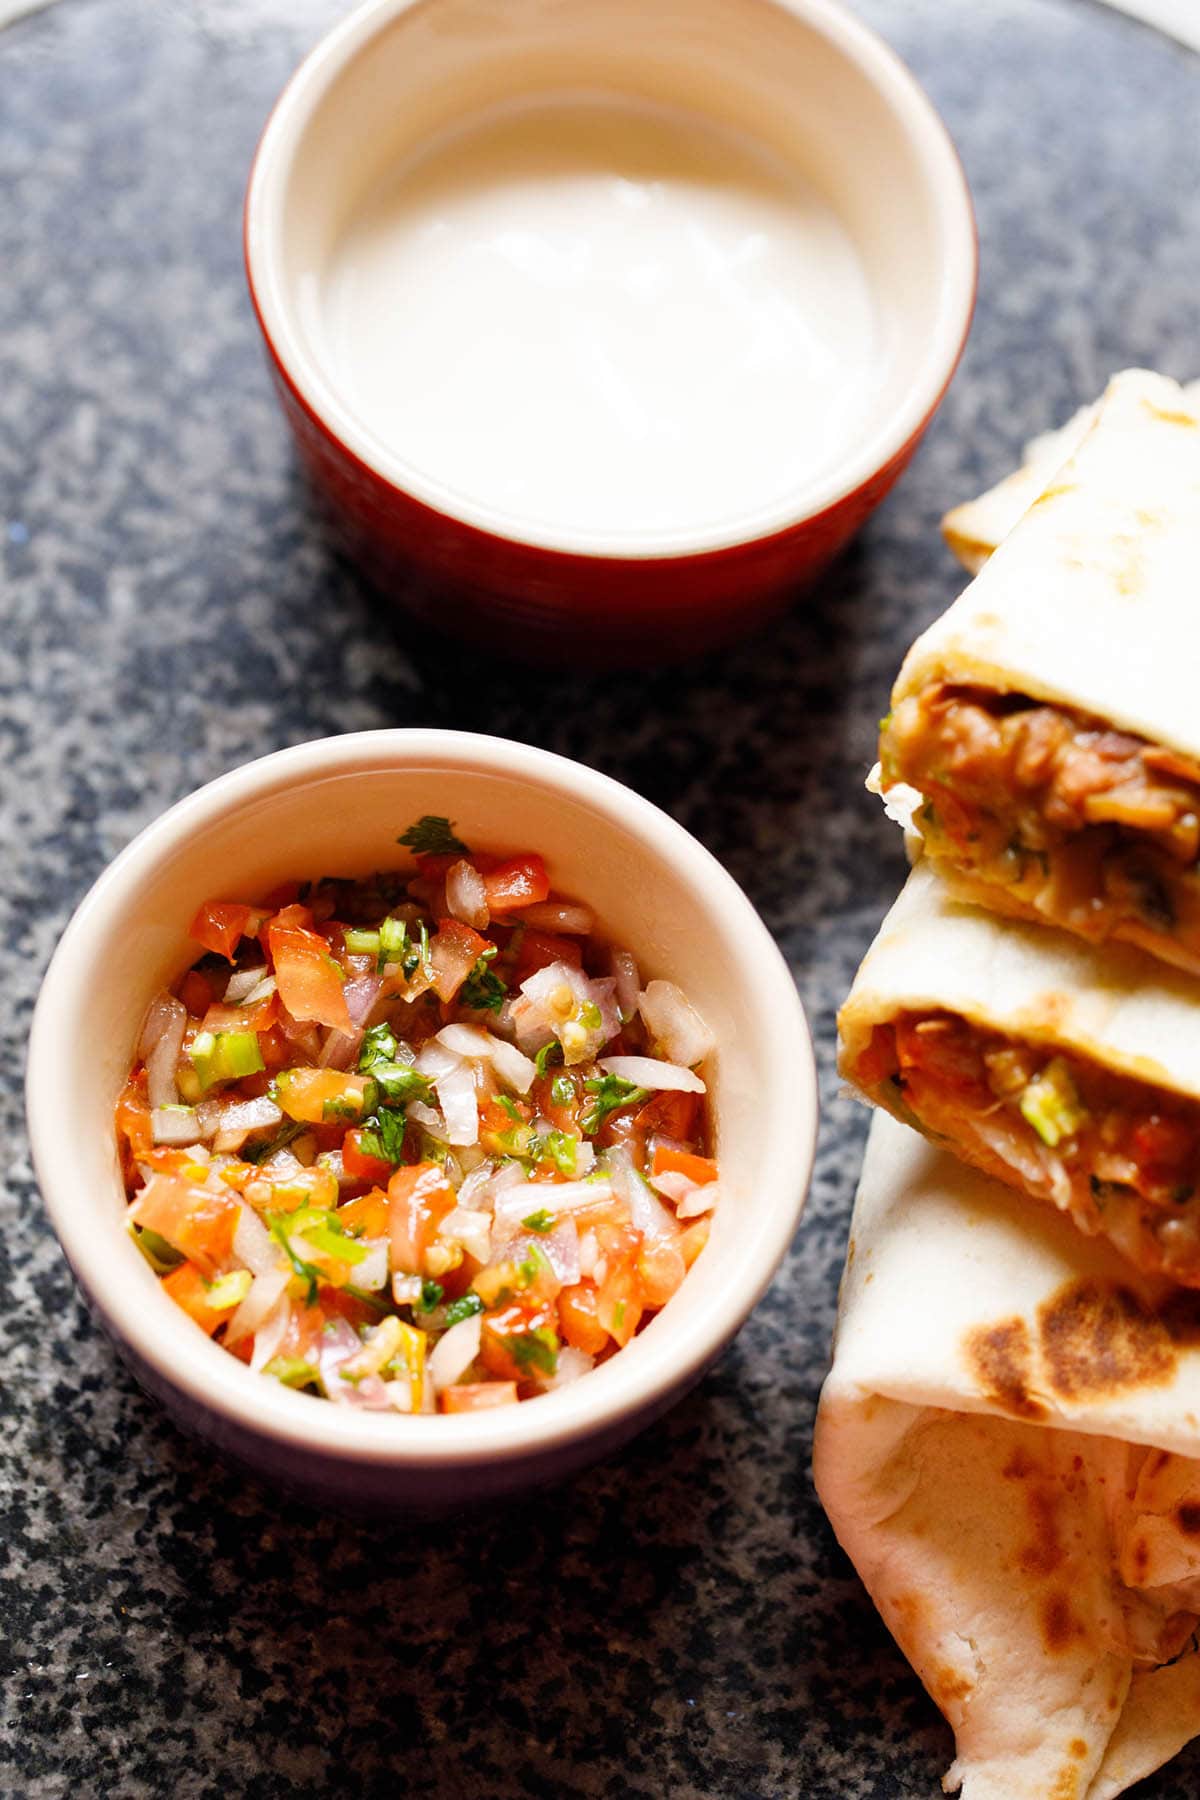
top-left (877, 368), bottom-right (1200, 976)
top-left (940, 377), bottom-right (1200, 575)
top-left (839, 863), bottom-right (1200, 1287)
top-left (813, 1113), bottom-right (1200, 1800)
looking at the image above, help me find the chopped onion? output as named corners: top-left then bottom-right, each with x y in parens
top-left (243, 973), bottom-right (277, 1007)
top-left (416, 1041), bottom-right (465, 1081)
top-left (316, 1317), bottom-right (366, 1402)
top-left (677, 1180), bottom-right (720, 1220)
top-left (225, 1263), bottom-right (290, 1346)
top-left (578, 1228), bottom-right (600, 1280)
top-left (392, 1272), bottom-right (423, 1306)
top-left (542, 1219), bottom-right (581, 1286)
top-left (439, 1205), bottom-right (492, 1264)
top-left (344, 974), bottom-right (381, 1027)
top-left (406, 1100), bottom-right (447, 1139)
top-left (610, 1147), bottom-right (680, 1244)
top-left (494, 1179), bottom-right (613, 1222)
top-left (385, 1379), bottom-right (415, 1413)
top-left (143, 994), bottom-right (187, 1110)
top-left (354, 1237), bottom-right (390, 1292)
top-left (649, 1170), bottom-right (695, 1204)
top-left (543, 1344), bottom-right (594, 1389)
top-left (197, 1094), bottom-right (282, 1140)
top-left (223, 966), bottom-right (267, 1004)
top-left (638, 980), bottom-right (715, 1068)
top-left (232, 1202), bottom-right (279, 1274)
top-left (489, 1035), bottom-right (537, 1095)
top-left (516, 899), bottom-right (595, 935)
top-left (446, 860), bottom-right (489, 930)
top-left (428, 1313), bottom-right (483, 1391)
top-left (250, 1297), bottom-right (291, 1373)
top-left (609, 946), bottom-right (640, 1021)
top-left (317, 1028), bottom-right (360, 1072)
top-left (599, 1055), bottom-right (705, 1093)
top-left (151, 1105), bottom-right (201, 1146)
top-left (436, 1023), bottom-right (494, 1059)
top-left (435, 1064), bottom-right (479, 1146)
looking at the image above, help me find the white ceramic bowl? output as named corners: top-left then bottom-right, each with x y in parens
top-left (27, 731), bottom-right (817, 1508)
top-left (245, 0), bottom-right (976, 662)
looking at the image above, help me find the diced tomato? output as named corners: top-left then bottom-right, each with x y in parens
top-left (320, 1285), bottom-right (382, 1331)
top-left (161, 1261), bottom-right (230, 1336)
top-left (483, 855), bottom-right (549, 914)
top-left (129, 1174), bottom-right (240, 1276)
top-left (593, 1222), bottom-right (644, 1347)
top-left (428, 918), bottom-right (492, 1002)
top-left (276, 1298), bottom-right (327, 1362)
top-left (512, 928), bottom-right (584, 983)
top-left (440, 1382), bottom-right (518, 1413)
top-left (534, 1070), bottom-right (582, 1133)
top-left (255, 1023), bottom-right (294, 1074)
top-left (479, 1300), bottom-right (558, 1382)
top-left (651, 1146), bottom-right (718, 1186)
top-left (637, 1238), bottom-right (687, 1308)
top-left (1130, 1113), bottom-right (1196, 1180)
top-left (342, 1131), bottom-right (395, 1187)
top-left (274, 1066), bottom-right (372, 1125)
top-left (855, 1023), bottom-right (900, 1090)
top-left (267, 914), bottom-right (353, 1032)
top-left (633, 1089), bottom-right (701, 1145)
top-left (388, 1161), bottom-right (456, 1277)
top-left (178, 968), bottom-right (222, 1017)
top-left (680, 1217), bottom-right (711, 1268)
top-left (138, 1147), bottom-right (205, 1179)
top-left (201, 997), bottom-right (277, 1036)
top-left (115, 1078), bottom-right (153, 1163)
top-left (895, 1015), bottom-right (989, 1102)
top-left (558, 1281), bottom-right (609, 1355)
top-left (188, 900), bottom-right (253, 962)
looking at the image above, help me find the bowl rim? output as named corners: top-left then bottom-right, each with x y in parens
top-left (26, 729), bottom-right (818, 1472)
top-left (243, 0), bottom-right (977, 562)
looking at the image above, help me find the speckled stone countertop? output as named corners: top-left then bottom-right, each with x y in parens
top-left (3, 1), bottom-right (1199, 1794)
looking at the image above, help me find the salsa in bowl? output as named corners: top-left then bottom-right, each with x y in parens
top-left (28, 731), bottom-right (815, 1507)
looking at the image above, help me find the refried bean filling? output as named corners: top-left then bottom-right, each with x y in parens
top-left (880, 685), bottom-right (1200, 955)
top-left (858, 1010), bottom-right (1200, 1282)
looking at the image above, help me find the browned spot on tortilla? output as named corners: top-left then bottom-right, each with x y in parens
top-left (1147, 403), bottom-right (1199, 430)
top-left (1041, 1591), bottom-right (1085, 1653)
top-left (1147, 1449), bottom-right (1172, 1479)
top-left (932, 1666), bottom-right (973, 1708)
top-left (1003, 1447), bottom-right (1036, 1481)
top-left (889, 1592), bottom-right (923, 1636)
top-left (966, 1318), bottom-right (1046, 1420)
top-left (1160, 1289), bottom-right (1200, 1348)
top-left (1050, 1769), bottom-right (1081, 1800)
top-left (1130, 1535), bottom-right (1150, 1582)
top-left (1069, 1739), bottom-right (1089, 1760)
top-left (1038, 1280), bottom-right (1177, 1400)
top-left (1178, 1503), bottom-right (1200, 1536)
top-left (1033, 483), bottom-right (1076, 509)
top-left (1019, 1485), bottom-right (1066, 1579)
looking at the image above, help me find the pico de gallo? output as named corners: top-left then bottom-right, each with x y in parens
top-left (116, 817), bottom-right (719, 1415)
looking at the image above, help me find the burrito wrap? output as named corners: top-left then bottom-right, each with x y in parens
top-left (813, 1115), bottom-right (1200, 1799)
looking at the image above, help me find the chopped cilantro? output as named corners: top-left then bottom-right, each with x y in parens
top-left (322, 1095), bottom-right (363, 1124)
top-left (522, 1209), bottom-right (555, 1235)
top-left (540, 1130), bottom-right (577, 1177)
top-left (129, 1223), bottom-right (184, 1276)
top-left (444, 1293), bottom-right (484, 1326)
top-left (267, 1214), bottom-right (323, 1305)
top-left (417, 1279), bottom-right (444, 1312)
top-left (398, 816), bottom-right (469, 857)
top-left (262, 1355), bottom-right (322, 1393)
top-left (550, 1073), bottom-right (575, 1107)
top-left (460, 946), bottom-right (507, 1013)
top-left (535, 1041), bottom-right (564, 1079)
top-left (402, 919), bottom-right (433, 982)
top-left (370, 1063), bottom-right (433, 1107)
top-left (243, 1117), bottom-right (305, 1165)
top-left (357, 1106), bottom-right (408, 1166)
top-left (359, 1022), bottom-right (398, 1070)
top-left (503, 1325), bottom-right (559, 1376)
top-left (582, 1072), bottom-right (649, 1136)
top-left (518, 1242), bottom-right (553, 1289)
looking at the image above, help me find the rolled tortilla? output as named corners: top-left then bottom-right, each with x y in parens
top-left (813, 1112), bottom-right (1200, 1800)
top-left (879, 369), bottom-right (1200, 976)
top-left (838, 862), bottom-right (1200, 1286)
top-left (941, 378), bottom-right (1200, 573)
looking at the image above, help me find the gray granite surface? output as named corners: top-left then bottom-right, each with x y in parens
top-left (2, 0), bottom-right (1199, 1794)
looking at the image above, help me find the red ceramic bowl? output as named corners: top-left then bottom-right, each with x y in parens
top-left (245, 0), bottom-right (976, 665)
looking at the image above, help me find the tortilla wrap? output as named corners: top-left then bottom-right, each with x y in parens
top-left (941, 375), bottom-right (1200, 573)
top-left (838, 863), bottom-right (1200, 1282)
top-left (813, 1112), bottom-right (1200, 1800)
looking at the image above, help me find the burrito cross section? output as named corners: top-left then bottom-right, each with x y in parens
top-left (813, 1115), bottom-right (1200, 1800)
top-left (839, 863), bottom-right (1200, 1289)
top-left (878, 369), bottom-right (1200, 977)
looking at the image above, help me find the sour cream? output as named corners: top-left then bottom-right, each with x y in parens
top-left (319, 94), bottom-right (878, 542)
